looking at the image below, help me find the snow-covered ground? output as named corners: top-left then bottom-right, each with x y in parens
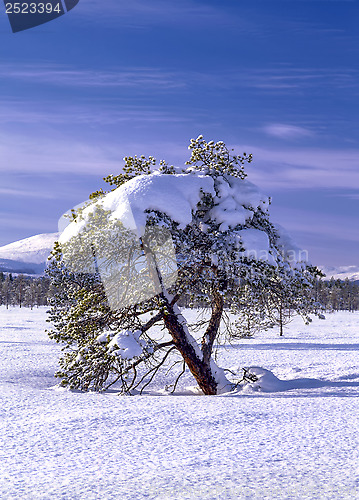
top-left (1, 307), bottom-right (359, 499)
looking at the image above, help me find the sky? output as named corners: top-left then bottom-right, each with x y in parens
top-left (0, 0), bottom-right (358, 267)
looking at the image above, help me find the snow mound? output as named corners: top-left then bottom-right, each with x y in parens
top-left (236, 228), bottom-right (275, 265)
top-left (240, 367), bottom-right (326, 393)
top-left (106, 330), bottom-right (145, 360)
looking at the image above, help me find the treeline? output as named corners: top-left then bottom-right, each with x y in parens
top-left (0, 273), bottom-right (53, 309)
top-left (0, 272), bottom-right (358, 311)
top-left (180, 277), bottom-right (359, 313)
top-left (313, 277), bottom-right (359, 312)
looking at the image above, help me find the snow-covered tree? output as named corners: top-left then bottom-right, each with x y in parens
top-left (231, 263), bottom-right (323, 337)
top-left (230, 283), bottom-right (275, 338)
top-left (47, 136), bottom-right (320, 395)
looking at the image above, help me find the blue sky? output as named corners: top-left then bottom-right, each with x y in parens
top-left (0, 0), bottom-right (358, 266)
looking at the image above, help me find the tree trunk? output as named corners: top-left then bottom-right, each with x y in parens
top-left (279, 302), bottom-right (283, 336)
top-left (141, 237), bottom-right (222, 395)
top-left (201, 290), bottom-right (224, 365)
top-left (161, 294), bottom-right (218, 395)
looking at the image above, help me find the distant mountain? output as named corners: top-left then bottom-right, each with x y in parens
top-left (320, 265), bottom-right (359, 283)
top-left (0, 258), bottom-right (46, 275)
top-left (1, 232), bottom-right (358, 282)
top-left (0, 233), bottom-right (59, 275)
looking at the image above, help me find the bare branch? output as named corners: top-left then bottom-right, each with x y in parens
top-left (136, 346), bottom-right (177, 394)
top-left (169, 360), bottom-right (186, 394)
top-left (104, 340), bottom-right (174, 391)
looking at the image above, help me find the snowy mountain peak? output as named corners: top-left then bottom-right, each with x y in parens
top-left (0, 233), bottom-right (59, 274)
top-left (320, 265), bottom-right (359, 282)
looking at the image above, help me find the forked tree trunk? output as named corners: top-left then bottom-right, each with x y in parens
top-left (142, 238), bottom-right (223, 395)
top-left (160, 291), bottom-right (224, 395)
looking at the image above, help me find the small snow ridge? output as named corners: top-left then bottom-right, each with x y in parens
top-left (239, 367), bottom-right (326, 393)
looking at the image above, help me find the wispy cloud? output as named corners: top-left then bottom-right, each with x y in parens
top-left (268, 201), bottom-right (359, 266)
top-left (238, 67), bottom-right (359, 92)
top-left (0, 130), bottom-right (188, 176)
top-left (0, 101), bottom-right (190, 126)
top-left (263, 123), bottom-right (314, 140)
top-left (0, 212), bottom-right (55, 230)
top-left (1, 122), bottom-right (358, 195)
top-left (0, 187), bottom-right (55, 199)
top-left (238, 145), bottom-right (359, 190)
top-left (1, 116), bottom-right (358, 191)
top-left (271, 206), bottom-right (359, 244)
top-left (0, 65), bottom-right (186, 90)
top-left (80, 0), bottom-right (233, 26)
top-left (2, 63), bottom-right (358, 95)
top-left (335, 192), bottom-right (359, 200)
top-left (0, 131), bottom-right (121, 175)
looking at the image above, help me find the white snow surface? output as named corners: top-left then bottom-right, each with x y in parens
top-left (1, 307), bottom-right (359, 499)
top-left (0, 232), bottom-right (59, 264)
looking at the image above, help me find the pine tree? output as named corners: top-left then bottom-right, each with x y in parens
top-left (47, 136), bottom-right (321, 395)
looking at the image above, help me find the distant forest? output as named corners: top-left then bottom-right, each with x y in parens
top-left (0, 273), bottom-right (53, 309)
top-left (0, 272), bottom-right (358, 312)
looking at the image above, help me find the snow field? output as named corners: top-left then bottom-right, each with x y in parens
top-left (1, 307), bottom-right (359, 499)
